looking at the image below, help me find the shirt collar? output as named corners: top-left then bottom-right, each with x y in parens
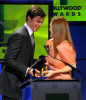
top-left (24, 23), bottom-right (33, 36)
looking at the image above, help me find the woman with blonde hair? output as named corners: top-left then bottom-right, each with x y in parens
top-left (45, 16), bottom-right (76, 80)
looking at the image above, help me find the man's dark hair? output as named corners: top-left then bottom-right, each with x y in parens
top-left (26, 5), bottom-right (46, 21)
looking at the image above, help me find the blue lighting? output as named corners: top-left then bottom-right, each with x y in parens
top-left (0, 63), bottom-right (2, 100)
top-left (0, 63), bottom-right (2, 74)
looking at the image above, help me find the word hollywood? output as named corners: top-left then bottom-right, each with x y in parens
top-left (53, 6), bottom-right (82, 16)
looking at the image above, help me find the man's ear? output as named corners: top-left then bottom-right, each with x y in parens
top-left (27, 16), bottom-right (31, 22)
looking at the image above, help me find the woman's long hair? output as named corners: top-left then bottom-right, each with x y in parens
top-left (50, 16), bottom-right (75, 56)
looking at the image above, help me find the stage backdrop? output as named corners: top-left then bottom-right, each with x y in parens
top-left (0, 4), bottom-right (49, 60)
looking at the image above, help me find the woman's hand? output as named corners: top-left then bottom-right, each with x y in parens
top-left (44, 70), bottom-right (55, 78)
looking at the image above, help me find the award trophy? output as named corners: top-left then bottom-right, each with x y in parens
top-left (40, 63), bottom-right (48, 77)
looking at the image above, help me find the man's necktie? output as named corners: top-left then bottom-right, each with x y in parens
top-left (31, 33), bottom-right (35, 47)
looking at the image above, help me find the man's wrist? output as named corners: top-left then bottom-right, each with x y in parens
top-left (25, 67), bottom-right (31, 76)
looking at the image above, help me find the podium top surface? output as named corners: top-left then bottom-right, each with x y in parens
top-left (19, 78), bottom-right (81, 89)
top-left (31, 78), bottom-right (81, 82)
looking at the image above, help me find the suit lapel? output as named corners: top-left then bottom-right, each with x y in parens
top-left (22, 25), bottom-right (35, 51)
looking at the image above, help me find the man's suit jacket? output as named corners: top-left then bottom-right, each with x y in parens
top-left (0, 25), bottom-right (34, 99)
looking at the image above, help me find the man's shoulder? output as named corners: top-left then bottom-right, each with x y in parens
top-left (8, 25), bottom-right (28, 40)
top-left (14, 25), bottom-right (26, 33)
top-left (12, 25), bottom-right (28, 36)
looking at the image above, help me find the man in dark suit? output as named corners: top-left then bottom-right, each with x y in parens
top-left (0, 5), bottom-right (46, 100)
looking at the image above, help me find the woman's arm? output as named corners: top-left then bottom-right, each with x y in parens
top-left (44, 64), bottom-right (76, 78)
top-left (53, 64), bottom-right (76, 74)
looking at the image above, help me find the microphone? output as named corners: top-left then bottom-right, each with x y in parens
top-left (44, 45), bottom-right (85, 82)
top-left (18, 79), bottom-right (32, 89)
top-left (44, 45), bottom-right (49, 53)
top-left (44, 45), bottom-right (76, 70)
top-left (18, 56), bottom-right (46, 89)
top-left (28, 56), bottom-right (46, 72)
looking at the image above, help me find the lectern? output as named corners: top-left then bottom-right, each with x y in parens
top-left (31, 80), bottom-right (81, 100)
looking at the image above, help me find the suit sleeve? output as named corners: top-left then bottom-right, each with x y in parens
top-left (4, 33), bottom-right (27, 79)
top-left (57, 41), bottom-right (76, 65)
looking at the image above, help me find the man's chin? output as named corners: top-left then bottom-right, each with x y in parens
top-left (34, 29), bottom-right (38, 32)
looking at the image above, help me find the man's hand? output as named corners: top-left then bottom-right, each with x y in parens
top-left (28, 68), bottom-right (34, 76)
top-left (28, 68), bottom-right (40, 77)
top-left (34, 69), bottom-right (40, 77)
